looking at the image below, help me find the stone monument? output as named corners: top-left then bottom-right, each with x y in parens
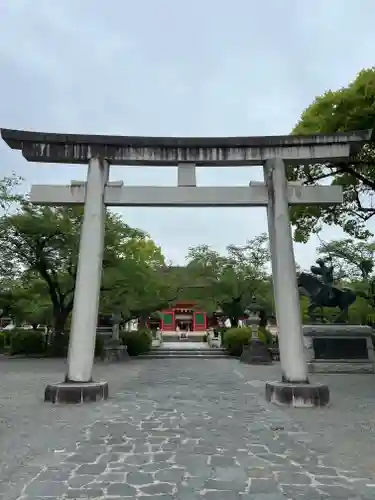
top-left (303, 324), bottom-right (375, 373)
top-left (299, 257), bottom-right (375, 373)
top-left (1, 127), bottom-right (372, 406)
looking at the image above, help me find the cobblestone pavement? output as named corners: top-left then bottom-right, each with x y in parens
top-left (0, 358), bottom-right (375, 499)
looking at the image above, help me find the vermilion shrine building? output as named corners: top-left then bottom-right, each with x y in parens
top-left (149, 302), bottom-right (208, 332)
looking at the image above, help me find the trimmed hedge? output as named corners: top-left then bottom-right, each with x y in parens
top-left (46, 333), bottom-right (105, 358)
top-left (223, 326), bottom-right (274, 357)
top-left (8, 329), bottom-right (46, 356)
top-left (0, 331), bottom-right (11, 353)
top-left (2, 329), bottom-right (105, 358)
top-left (119, 329), bottom-right (152, 356)
top-left (223, 327), bottom-right (252, 356)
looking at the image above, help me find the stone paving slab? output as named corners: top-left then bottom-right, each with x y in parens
top-left (0, 357), bottom-right (375, 499)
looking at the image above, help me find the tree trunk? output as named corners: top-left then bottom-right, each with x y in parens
top-left (138, 315), bottom-right (148, 329)
top-left (259, 309), bottom-right (267, 329)
top-left (229, 316), bottom-right (239, 328)
top-left (53, 308), bottom-right (70, 335)
top-left (49, 306), bottom-right (73, 357)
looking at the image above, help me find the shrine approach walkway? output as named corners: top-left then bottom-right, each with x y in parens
top-left (0, 357), bottom-right (375, 499)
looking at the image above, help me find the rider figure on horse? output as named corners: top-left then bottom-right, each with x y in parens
top-left (310, 258), bottom-right (335, 299)
top-left (298, 257), bottom-right (356, 323)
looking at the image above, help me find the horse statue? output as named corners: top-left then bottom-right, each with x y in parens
top-left (297, 258), bottom-right (356, 323)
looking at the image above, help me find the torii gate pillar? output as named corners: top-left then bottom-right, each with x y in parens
top-left (46, 156), bottom-right (110, 403)
top-left (68, 157), bottom-right (108, 378)
top-left (264, 158), bottom-right (329, 407)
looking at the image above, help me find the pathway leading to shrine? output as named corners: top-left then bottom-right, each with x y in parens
top-left (0, 357), bottom-right (375, 499)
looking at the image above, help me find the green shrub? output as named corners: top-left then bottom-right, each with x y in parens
top-left (0, 332), bottom-right (6, 352)
top-left (223, 327), bottom-right (272, 356)
top-left (4, 328), bottom-right (110, 358)
top-left (9, 329), bottom-right (46, 356)
top-left (2, 331), bottom-right (13, 352)
top-left (223, 327), bottom-right (252, 357)
top-left (217, 326), bottom-right (228, 334)
top-left (47, 333), bottom-right (105, 358)
top-left (46, 332), bottom-right (69, 357)
top-left (120, 329), bottom-right (152, 356)
top-left (0, 330), bottom-right (12, 352)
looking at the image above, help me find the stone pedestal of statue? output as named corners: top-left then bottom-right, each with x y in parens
top-left (303, 324), bottom-right (375, 373)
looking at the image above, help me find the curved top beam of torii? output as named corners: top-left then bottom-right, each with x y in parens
top-left (1, 128), bottom-right (373, 166)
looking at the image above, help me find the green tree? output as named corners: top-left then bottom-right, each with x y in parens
top-left (99, 240), bottom-right (171, 325)
top-left (0, 173), bottom-right (22, 211)
top-left (0, 203), bottom-right (152, 334)
top-left (289, 68), bottom-right (375, 242)
top-left (2, 277), bottom-right (52, 328)
top-left (348, 286), bottom-right (375, 325)
top-left (186, 233), bottom-right (272, 326)
top-left (0, 174), bottom-right (23, 290)
top-left (100, 260), bottom-right (206, 327)
top-left (318, 237), bottom-right (375, 280)
top-left (0, 281), bottom-right (18, 319)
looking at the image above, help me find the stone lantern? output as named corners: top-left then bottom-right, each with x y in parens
top-left (240, 295), bottom-right (272, 365)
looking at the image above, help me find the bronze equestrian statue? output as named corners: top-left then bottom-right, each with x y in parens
top-left (297, 258), bottom-right (356, 323)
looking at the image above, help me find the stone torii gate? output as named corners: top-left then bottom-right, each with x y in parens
top-left (1, 128), bottom-right (372, 406)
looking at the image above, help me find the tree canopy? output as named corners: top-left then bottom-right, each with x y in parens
top-left (185, 233), bottom-right (273, 326)
top-left (0, 203), bottom-right (165, 333)
top-left (289, 68), bottom-right (375, 242)
top-left (0, 173), bottom-right (22, 212)
top-left (0, 276), bottom-right (53, 328)
top-left (317, 237), bottom-right (375, 281)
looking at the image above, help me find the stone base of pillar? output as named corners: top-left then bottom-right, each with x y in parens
top-left (265, 381), bottom-right (329, 407)
top-left (44, 381), bottom-right (109, 404)
top-left (240, 340), bottom-right (272, 364)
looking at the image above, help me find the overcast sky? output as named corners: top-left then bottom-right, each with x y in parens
top-left (1, 0), bottom-right (375, 269)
